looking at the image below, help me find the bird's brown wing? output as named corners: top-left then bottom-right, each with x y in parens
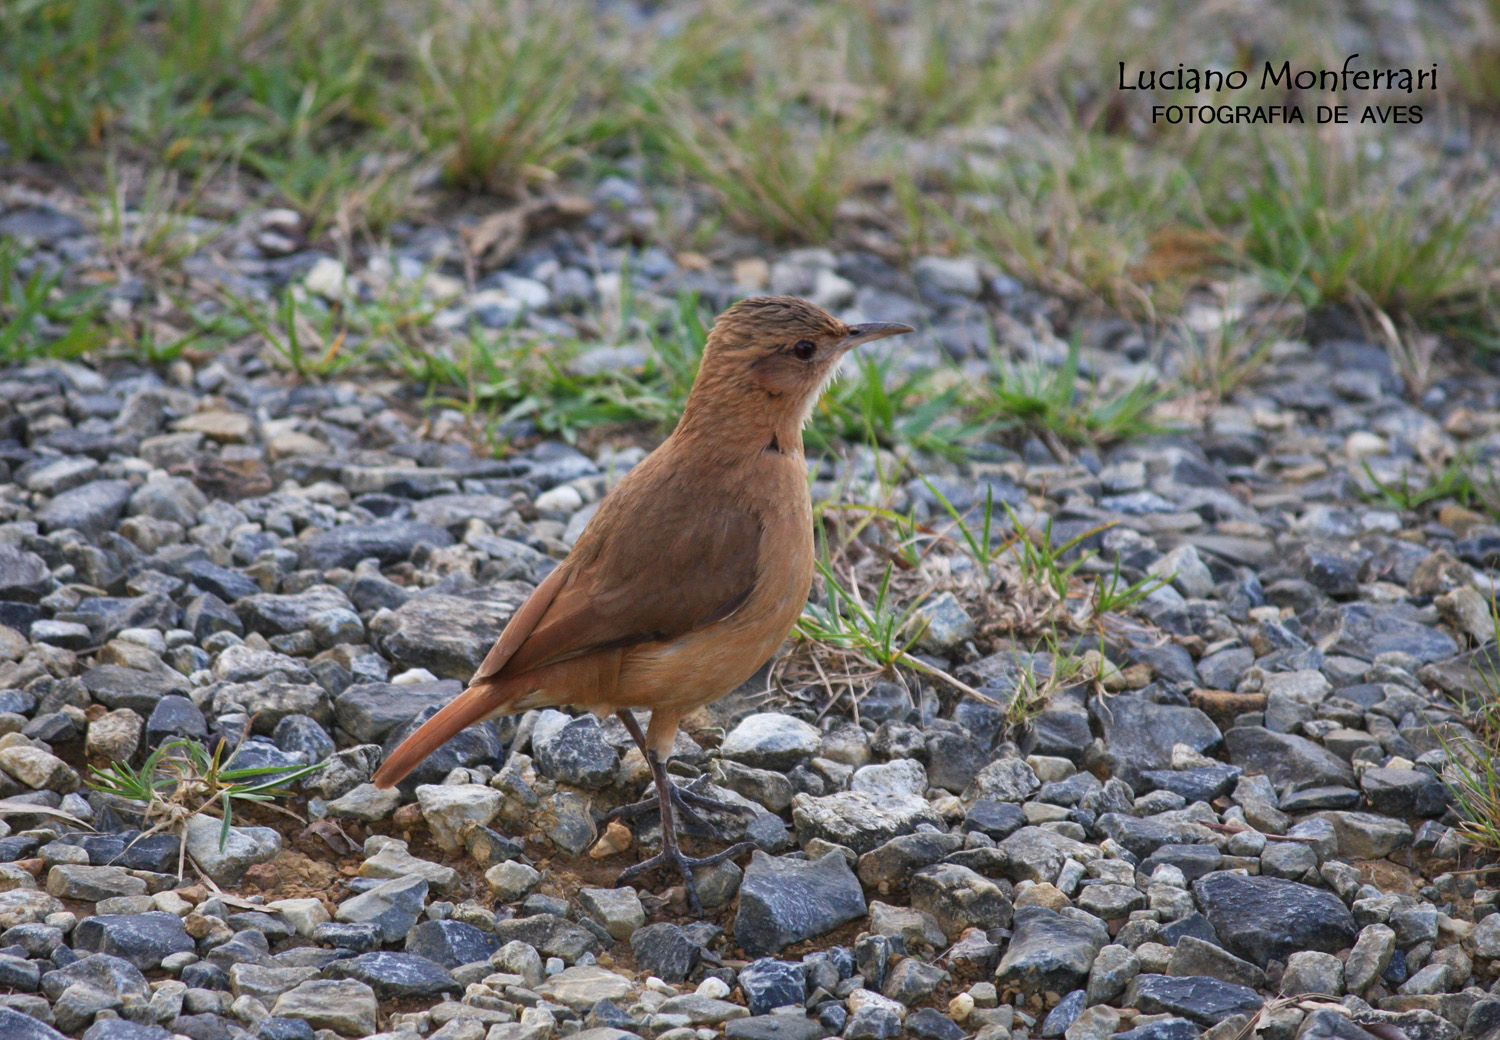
top-left (473, 492), bottom-right (762, 684)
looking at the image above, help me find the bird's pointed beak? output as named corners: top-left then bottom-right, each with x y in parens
top-left (835, 321), bottom-right (916, 353)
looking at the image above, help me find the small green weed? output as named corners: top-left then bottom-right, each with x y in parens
top-left (979, 340), bottom-right (1165, 454)
top-left (87, 734), bottom-right (323, 877)
top-left (0, 245), bottom-right (106, 362)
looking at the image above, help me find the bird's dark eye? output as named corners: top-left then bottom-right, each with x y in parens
top-left (792, 340), bottom-right (816, 360)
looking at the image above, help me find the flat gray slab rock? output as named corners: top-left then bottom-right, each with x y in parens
top-left (1192, 871), bottom-right (1359, 967)
top-left (734, 851), bottom-right (867, 956)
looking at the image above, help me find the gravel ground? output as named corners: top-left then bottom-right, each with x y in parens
top-left (1, 174), bottom-right (1500, 1040)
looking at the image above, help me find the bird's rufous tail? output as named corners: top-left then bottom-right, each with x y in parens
top-left (371, 680), bottom-right (514, 788)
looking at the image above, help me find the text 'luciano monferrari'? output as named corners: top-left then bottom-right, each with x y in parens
top-left (1119, 54), bottom-right (1438, 95)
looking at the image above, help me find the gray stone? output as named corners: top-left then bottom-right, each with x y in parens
top-left (335, 679), bottom-right (463, 743)
top-left (37, 480), bottom-right (133, 537)
top-left (1345, 923), bottom-right (1396, 992)
top-left (45, 865), bottom-right (146, 901)
top-left (404, 919), bottom-right (501, 968)
top-left (856, 831), bottom-right (965, 890)
top-left (1192, 871), bottom-right (1358, 967)
top-left (994, 906), bottom-right (1107, 998)
top-left (72, 912), bottom-right (194, 969)
top-left (961, 755), bottom-right (1040, 804)
top-left (335, 875), bottom-right (428, 943)
top-left (323, 950), bottom-right (459, 998)
top-left (271, 978), bottom-right (378, 1036)
top-left (734, 851), bottom-right (866, 956)
top-left (882, 956), bottom-right (946, 1005)
top-left (1092, 696), bottom-right (1221, 788)
top-left (532, 712), bottom-right (620, 789)
top-left (1125, 974), bottom-right (1263, 1027)
top-left (1313, 810), bottom-right (1413, 859)
top-left (630, 922), bottom-right (699, 983)
top-left (1167, 935), bottom-right (1264, 989)
top-left (908, 862), bottom-right (1012, 940)
top-left (577, 887), bottom-right (646, 942)
top-left (415, 783), bottom-right (503, 852)
top-left (790, 791), bottom-right (943, 854)
top-left (298, 520), bottom-right (454, 570)
top-left (183, 815), bottom-right (282, 885)
top-left (737, 958), bottom-right (808, 1015)
top-left (535, 964), bottom-right (633, 1011)
top-left (1281, 950), bottom-right (1343, 996)
top-left (1086, 943), bottom-right (1140, 1005)
top-left (721, 713), bottom-right (821, 770)
top-left (998, 826), bottom-right (1100, 884)
top-left (909, 591), bottom-right (975, 652)
top-left (1310, 602), bottom-right (1458, 664)
top-left (1223, 727), bottom-right (1355, 789)
top-left (371, 584), bottom-right (531, 680)
top-left (0, 545), bottom-right (51, 602)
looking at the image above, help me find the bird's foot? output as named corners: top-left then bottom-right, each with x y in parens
top-left (617, 840), bottom-right (757, 915)
top-left (606, 775), bottom-right (753, 839)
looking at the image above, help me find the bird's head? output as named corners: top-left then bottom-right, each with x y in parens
top-left (692, 296), bottom-right (914, 426)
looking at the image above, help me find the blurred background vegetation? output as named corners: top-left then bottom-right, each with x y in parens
top-left (1, 0), bottom-right (1498, 346)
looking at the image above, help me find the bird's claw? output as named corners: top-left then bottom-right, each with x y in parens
top-left (617, 840), bottom-right (758, 915)
top-left (605, 776), bottom-right (753, 841)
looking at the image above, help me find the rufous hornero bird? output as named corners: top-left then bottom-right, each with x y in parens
top-left (372, 296), bottom-right (913, 909)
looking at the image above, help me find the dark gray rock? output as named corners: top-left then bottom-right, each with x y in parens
top-left (0, 206), bottom-right (85, 240)
top-left (790, 791), bottom-right (943, 854)
top-left (371, 584), bottom-right (532, 679)
top-left (1192, 871), bottom-right (1358, 967)
top-left (629, 922), bottom-right (699, 983)
top-left (532, 713), bottom-right (620, 789)
top-left (1127, 973), bottom-right (1263, 1026)
top-left (724, 1016), bottom-right (826, 1040)
top-left (236, 586), bottom-right (359, 638)
top-left (908, 862), bottom-right (1012, 940)
top-left (923, 730), bottom-right (989, 794)
top-left (403, 919), bottom-right (501, 969)
top-left (334, 875), bottom-right (428, 944)
top-left (994, 906), bottom-right (1107, 997)
top-left (737, 957), bottom-right (807, 1014)
top-left (842, 1005), bottom-right (900, 1040)
top-left (146, 695), bottom-right (209, 743)
top-left (856, 832), bottom-right (964, 890)
top-left (734, 852), bottom-right (866, 956)
top-left (1039, 989), bottom-right (1085, 1037)
top-left (1139, 844), bottom-right (1223, 883)
top-left (1223, 727), bottom-right (1355, 790)
top-left (1111, 1019), bottom-right (1201, 1040)
top-left (1095, 813), bottom-right (1216, 859)
top-left (0, 544), bottom-right (51, 602)
top-left (1139, 764), bottom-right (1242, 803)
top-left (298, 520), bottom-right (454, 570)
top-left (80, 665), bottom-right (189, 714)
top-left (1305, 602), bottom-right (1457, 664)
top-left (1092, 696), bottom-right (1221, 788)
top-left (312, 922), bottom-right (382, 952)
top-left (335, 679), bottom-right (463, 743)
top-left (720, 713), bottom-right (821, 770)
top-left (322, 951), bottom-right (458, 998)
top-left (963, 800), bottom-right (1026, 840)
top-left (72, 912), bottom-right (194, 970)
top-left (37, 479), bottom-right (133, 536)
top-left (82, 1020), bottom-right (173, 1040)
top-left (0, 1006), bottom-right (68, 1040)
top-left (905, 1007), bottom-right (964, 1040)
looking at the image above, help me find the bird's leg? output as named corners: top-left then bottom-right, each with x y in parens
top-left (604, 713), bottom-right (754, 838)
top-left (610, 711), bottom-right (756, 914)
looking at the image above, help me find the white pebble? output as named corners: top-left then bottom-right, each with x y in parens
top-left (696, 977), bottom-right (731, 999)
